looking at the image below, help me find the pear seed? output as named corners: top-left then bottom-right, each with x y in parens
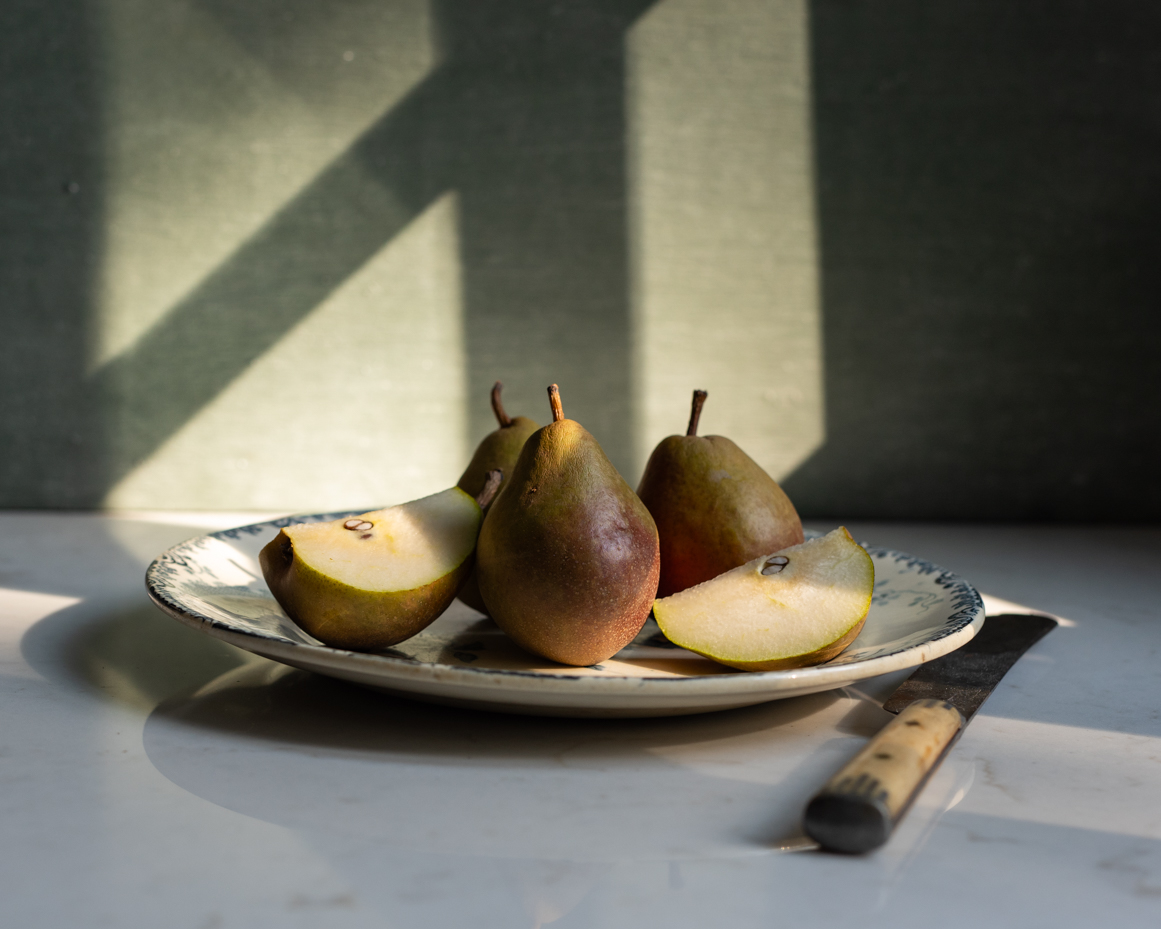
top-left (343, 519), bottom-right (363, 530)
top-left (360, 532), bottom-right (372, 540)
top-left (762, 555), bottom-right (790, 575)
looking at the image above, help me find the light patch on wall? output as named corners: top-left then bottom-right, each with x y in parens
top-left (103, 192), bottom-right (466, 511)
top-left (91, 0), bottom-right (436, 369)
top-left (627, 0), bottom-right (823, 481)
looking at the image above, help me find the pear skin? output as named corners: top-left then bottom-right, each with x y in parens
top-left (476, 385), bottom-right (660, 666)
top-left (638, 390), bottom-right (804, 598)
top-left (455, 382), bottom-right (539, 613)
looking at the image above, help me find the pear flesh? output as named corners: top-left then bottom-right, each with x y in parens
top-left (653, 527), bottom-right (874, 672)
top-left (455, 382), bottom-right (539, 613)
top-left (260, 487), bottom-right (482, 651)
top-left (477, 386), bottom-right (660, 667)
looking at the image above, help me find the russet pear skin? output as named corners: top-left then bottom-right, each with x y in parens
top-left (455, 383), bottom-right (539, 612)
top-left (638, 432), bottom-right (804, 598)
top-left (476, 401), bottom-right (660, 666)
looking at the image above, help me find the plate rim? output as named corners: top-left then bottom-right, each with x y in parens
top-left (145, 513), bottom-right (986, 698)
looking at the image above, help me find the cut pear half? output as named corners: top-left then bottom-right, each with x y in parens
top-left (260, 487), bottom-right (483, 652)
top-left (653, 527), bottom-right (874, 672)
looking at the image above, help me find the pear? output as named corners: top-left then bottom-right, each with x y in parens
top-left (260, 472), bottom-right (502, 651)
top-left (653, 527), bottom-right (874, 671)
top-left (476, 385), bottom-right (660, 666)
top-left (637, 389), bottom-right (805, 597)
top-left (455, 381), bottom-right (540, 613)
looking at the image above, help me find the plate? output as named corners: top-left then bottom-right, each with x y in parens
top-left (146, 514), bottom-right (984, 717)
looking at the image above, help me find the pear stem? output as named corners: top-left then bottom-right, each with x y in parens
top-left (476, 469), bottom-right (503, 508)
top-left (491, 381), bottom-right (512, 428)
top-left (548, 384), bottom-right (564, 422)
top-left (687, 389), bottom-right (708, 436)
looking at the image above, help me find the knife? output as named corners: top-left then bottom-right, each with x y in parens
top-left (802, 612), bottom-right (1057, 854)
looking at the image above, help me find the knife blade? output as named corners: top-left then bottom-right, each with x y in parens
top-left (802, 612), bottom-right (1058, 854)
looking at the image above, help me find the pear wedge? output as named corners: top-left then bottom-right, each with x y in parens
top-left (653, 527), bottom-right (874, 671)
top-left (261, 477), bottom-right (500, 651)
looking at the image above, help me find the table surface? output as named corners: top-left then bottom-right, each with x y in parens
top-left (2, 512), bottom-right (1159, 928)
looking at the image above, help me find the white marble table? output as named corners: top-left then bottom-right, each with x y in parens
top-left (2, 512), bottom-right (1159, 927)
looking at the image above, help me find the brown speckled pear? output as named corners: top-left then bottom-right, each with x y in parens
top-left (476, 385), bottom-right (660, 666)
top-left (637, 390), bottom-right (804, 598)
top-left (455, 381), bottom-right (540, 613)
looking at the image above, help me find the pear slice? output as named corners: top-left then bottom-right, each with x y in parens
top-left (652, 527), bottom-right (874, 671)
top-left (260, 482), bottom-right (496, 651)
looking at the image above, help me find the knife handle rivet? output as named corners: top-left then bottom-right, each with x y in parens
top-left (874, 753), bottom-right (892, 760)
top-left (905, 720), bottom-right (921, 727)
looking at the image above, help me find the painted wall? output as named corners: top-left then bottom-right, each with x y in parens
top-left (2, 0), bottom-right (1158, 518)
top-left (783, 0), bottom-right (1161, 520)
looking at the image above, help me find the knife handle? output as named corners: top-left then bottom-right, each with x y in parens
top-left (803, 698), bottom-right (965, 853)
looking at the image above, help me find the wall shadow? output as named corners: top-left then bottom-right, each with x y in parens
top-left (69, 0), bottom-right (654, 505)
top-left (443, 0), bottom-right (652, 473)
top-left (0, 1), bottom-right (105, 506)
top-left (786, 0), bottom-right (1161, 520)
top-left (15, 1), bottom-right (1159, 516)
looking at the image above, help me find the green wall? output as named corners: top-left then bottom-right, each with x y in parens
top-left (2, 0), bottom-right (1158, 518)
top-left (782, 0), bottom-right (1161, 520)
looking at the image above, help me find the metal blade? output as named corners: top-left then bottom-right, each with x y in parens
top-left (882, 613), bottom-right (1058, 720)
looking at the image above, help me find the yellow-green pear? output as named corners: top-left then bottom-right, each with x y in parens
top-left (653, 527), bottom-right (874, 671)
top-left (455, 381), bottom-right (540, 613)
top-left (261, 473), bottom-right (501, 651)
top-left (637, 389), bottom-right (804, 597)
top-left (476, 385), bottom-right (660, 666)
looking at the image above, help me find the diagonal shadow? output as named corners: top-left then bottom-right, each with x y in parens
top-left (91, 73), bottom-right (447, 498)
top-left (438, 0), bottom-right (657, 474)
top-left (89, 0), bottom-right (657, 503)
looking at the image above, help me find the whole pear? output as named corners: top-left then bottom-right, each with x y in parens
top-left (476, 385), bottom-right (660, 666)
top-left (637, 390), bottom-right (804, 598)
top-left (455, 381), bottom-right (540, 612)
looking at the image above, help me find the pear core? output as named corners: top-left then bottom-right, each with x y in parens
top-left (280, 488), bottom-right (479, 592)
top-left (260, 487), bottom-right (482, 651)
top-left (653, 527), bottom-right (874, 671)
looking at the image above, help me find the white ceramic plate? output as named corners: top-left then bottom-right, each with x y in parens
top-left (146, 515), bottom-right (984, 717)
